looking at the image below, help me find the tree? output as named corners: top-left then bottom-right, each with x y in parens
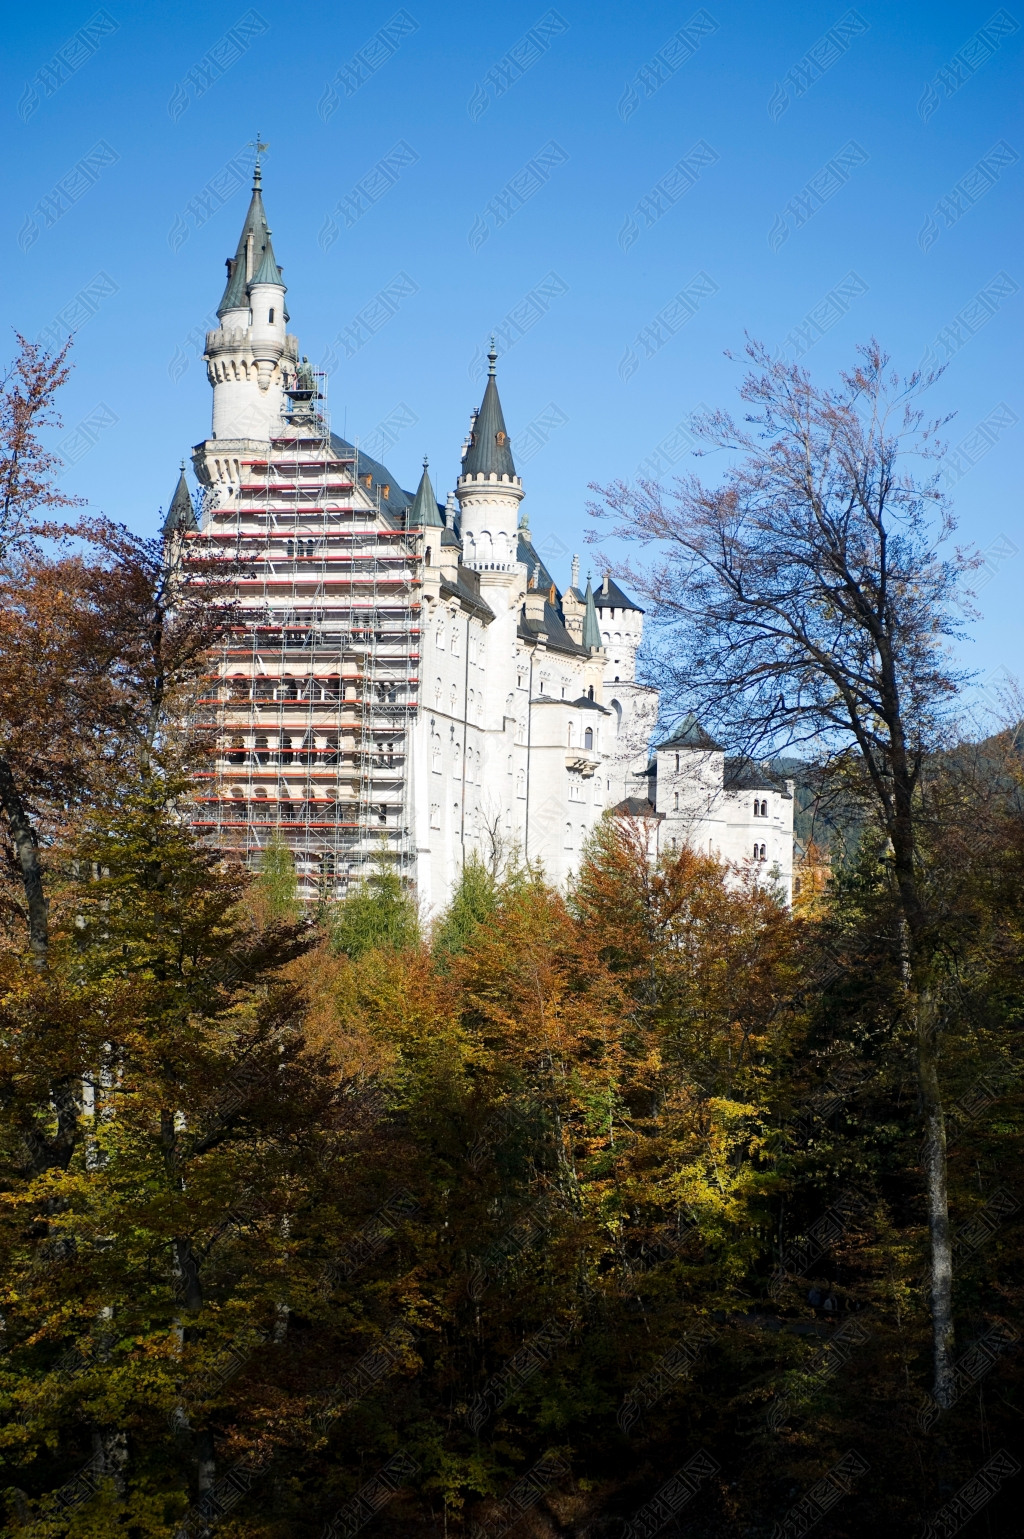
top-left (0, 336), bottom-right (237, 969)
top-left (590, 341), bottom-right (977, 1402)
top-left (330, 860), bottom-right (420, 960)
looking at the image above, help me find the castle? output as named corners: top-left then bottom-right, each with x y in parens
top-left (167, 161), bottom-right (793, 913)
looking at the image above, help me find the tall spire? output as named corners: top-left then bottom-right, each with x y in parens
top-left (582, 577), bottom-right (602, 651)
top-left (163, 461), bottom-right (197, 538)
top-left (407, 456), bottom-right (442, 528)
top-left (461, 342), bottom-right (516, 478)
top-left (217, 148), bottom-right (286, 318)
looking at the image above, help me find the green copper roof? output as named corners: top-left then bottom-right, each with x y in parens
top-left (251, 234), bottom-right (284, 287)
top-left (217, 164), bottom-right (285, 317)
top-left (582, 577), bottom-right (603, 651)
top-left (462, 342), bottom-right (516, 478)
top-left (163, 463), bottom-right (197, 537)
top-left (408, 457), bottom-right (443, 528)
top-left (657, 713), bottom-right (724, 752)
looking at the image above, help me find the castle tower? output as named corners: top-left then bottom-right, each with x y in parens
top-left (203, 156), bottom-right (298, 446)
top-left (455, 343), bottom-right (523, 571)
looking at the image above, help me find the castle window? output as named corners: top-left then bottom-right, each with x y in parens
top-left (673, 792), bottom-right (679, 811)
top-left (425, 546), bottom-right (432, 565)
top-left (761, 799), bottom-right (769, 817)
top-left (268, 308), bottom-right (275, 323)
top-left (588, 686), bottom-right (594, 701)
top-left (584, 727), bottom-right (593, 749)
top-left (381, 485), bottom-right (389, 500)
top-left (753, 799), bottom-right (760, 817)
top-left (564, 822), bottom-right (574, 849)
top-left (431, 802), bottom-right (441, 829)
top-left (567, 722), bottom-right (574, 746)
top-left (675, 754), bottom-right (680, 771)
top-left (517, 769), bottom-right (526, 799)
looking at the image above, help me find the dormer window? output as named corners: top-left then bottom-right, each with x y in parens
top-left (381, 484), bottom-right (389, 500)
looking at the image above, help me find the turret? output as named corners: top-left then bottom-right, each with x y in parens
top-left (204, 156), bottom-right (297, 444)
top-left (455, 342), bottom-right (523, 571)
top-left (162, 461), bottom-right (197, 539)
top-left (407, 457), bottom-right (443, 530)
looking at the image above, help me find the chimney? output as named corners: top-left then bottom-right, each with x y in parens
top-left (524, 570), bottom-right (546, 625)
top-left (571, 553), bottom-right (580, 589)
top-left (602, 571), bottom-right (610, 596)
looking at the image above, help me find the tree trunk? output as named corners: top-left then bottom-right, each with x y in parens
top-left (916, 985), bottom-right (955, 1404)
top-left (0, 754), bottom-right (48, 966)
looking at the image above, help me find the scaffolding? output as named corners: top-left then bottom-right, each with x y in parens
top-left (186, 375), bottom-right (421, 902)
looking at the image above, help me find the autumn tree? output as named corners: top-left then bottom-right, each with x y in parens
top-left (591, 340), bottom-right (979, 1404)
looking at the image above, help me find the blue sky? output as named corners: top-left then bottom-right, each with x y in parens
top-left (5, 0), bottom-right (1022, 695)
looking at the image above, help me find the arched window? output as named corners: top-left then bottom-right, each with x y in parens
top-left (425, 546), bottom-right (432, 566)
top-left (436, 620), bottom-right (445, 650)
top-left (753, 842), bottom-right (759, 859)
top-left (588, 685), bottom-right (594, 701)
top-left (761, 800), bottom-right (768, 818)
top-left (675, 753), bottom-right (680, 771)
top-left (279, 674), bottom-right (297, 700)
top-left (564, 822), bottom-right (574, 849)
top-left (760, 844), bottom-right (767, 860)
top-left (431, 736), bottom-right (442, 774)
top-left (753, 799), bottom-right (760, 817)
top-left (584, 727), bottom-right (593, 749)
top-left (268, 307), bottom-right (275, 323)
top-left (434, 677), bottom-right (442, 707)
top-left (567, 722), bottom-right (574, 747)
top-left (673, 792), bottom-right (679, 811)
top-left (516, 768), bottom-right (526, 799)
top-left (228, 736), bottom-right (245, 764)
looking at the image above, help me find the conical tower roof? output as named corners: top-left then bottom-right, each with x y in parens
top-left (462, 342), bottom-right (516, 478)
top-left (217, 160), bottom-right (286, 316)
top-left (163, 462), bottom-right (197, 537)
top-left (407, 457), bottom-right (443, 528)
top-left (582, 577), bottom-right (602, 650)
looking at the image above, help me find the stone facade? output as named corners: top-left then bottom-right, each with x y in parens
top-left (170, 166), bottom-right (792, 916)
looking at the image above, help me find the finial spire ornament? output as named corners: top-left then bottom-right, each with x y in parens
top-left (251, 132), bottom-right (269, 187)
top-left (487, 335), bottom-right (497, 376)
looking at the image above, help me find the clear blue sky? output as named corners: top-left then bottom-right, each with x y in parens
top-left (5, 0), bottom-right (1022, 694)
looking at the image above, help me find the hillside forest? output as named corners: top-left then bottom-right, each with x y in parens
top-left (1, 337), bottom-right (1021, 1538)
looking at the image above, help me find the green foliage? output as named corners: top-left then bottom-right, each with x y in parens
top-left (254, 831), bottom-right (302, 922)
top-left (431, 852), bottom-right (499, 960)
top-left (330, 859), bottom-right (420, 959)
